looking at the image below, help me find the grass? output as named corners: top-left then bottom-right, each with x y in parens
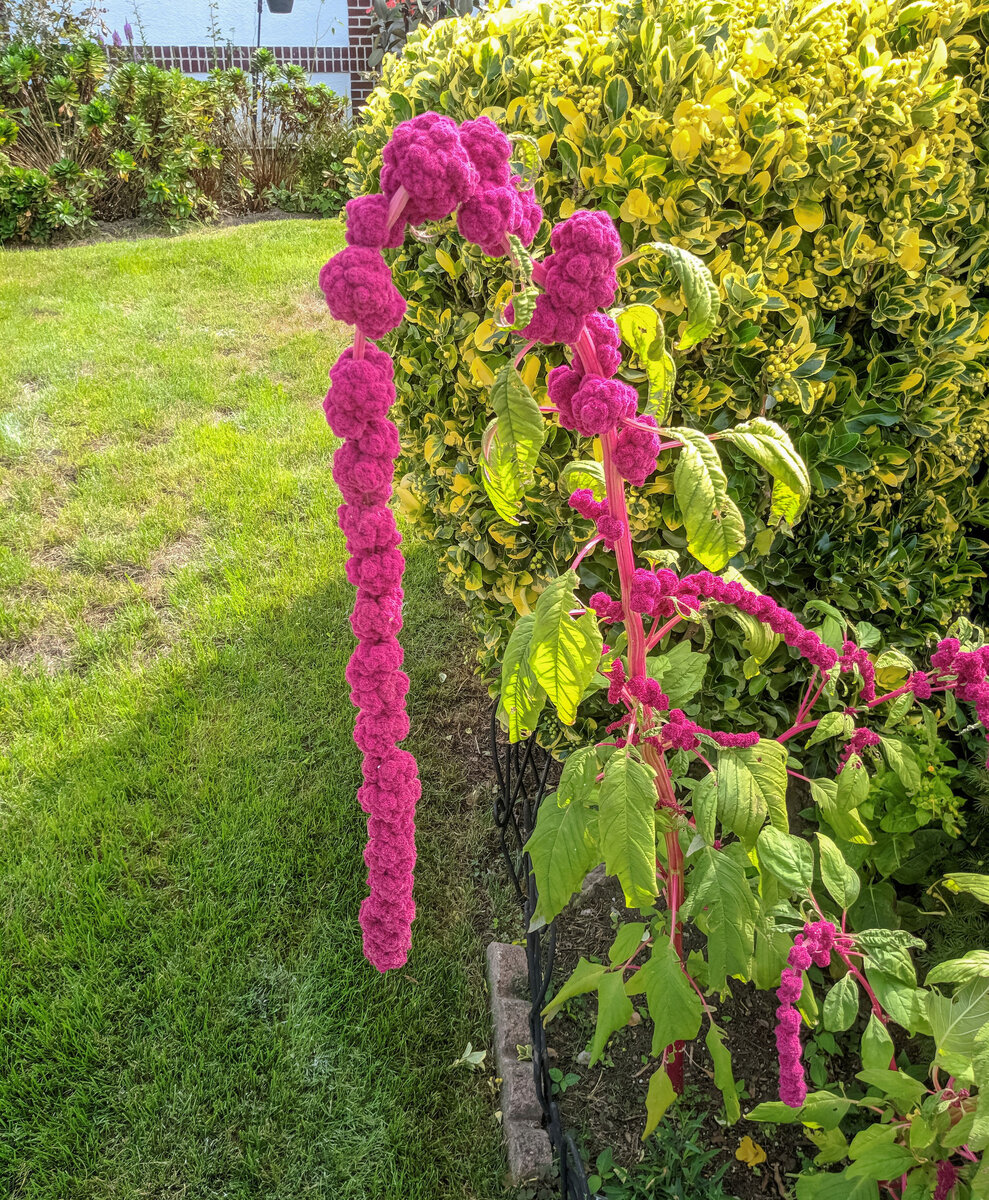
top-left (0, 219), bottom-right (506, 1199)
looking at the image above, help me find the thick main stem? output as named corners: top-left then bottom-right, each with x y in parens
top-left (575, 326), bottom-right (687, 1093)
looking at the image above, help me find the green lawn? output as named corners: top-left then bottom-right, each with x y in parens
top-left (0, 220), bottom-right (505, 1199)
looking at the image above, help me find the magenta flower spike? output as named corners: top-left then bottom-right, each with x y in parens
top-left (319, 114), bottom-right (491, 971)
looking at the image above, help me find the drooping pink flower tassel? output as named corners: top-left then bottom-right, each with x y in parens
top-left (319, 112), bottom-right (490, 971)
top-left (324, 346), bottom-right (421, 972)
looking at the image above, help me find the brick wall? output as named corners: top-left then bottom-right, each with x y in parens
top-left (144, 0), bottom-right (379, 107)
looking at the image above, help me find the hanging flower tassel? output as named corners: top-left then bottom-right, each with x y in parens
top-left (319, 112), bottom-right (499, 971)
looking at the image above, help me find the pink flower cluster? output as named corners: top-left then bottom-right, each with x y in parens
top-left (524, 210), bottom-right (622, 343)
top-left (380, 111), bottom-right (477, 225)
top-left (840, 640), bottom-right (876, 702)
top-left (837, 726), bottom-right (880, 773)
top-left (319, 246), bottom-right (406, 341)
top-left (776, 921), bottom-right (843, 1107)
top-left (316, 113), bottom-right (549, 971)
top-left (614, 415), bottom-right (662, 487)
top-left (455, 117), bottom-right (543, 257)
top-left (655, 709), bottom-right (760, 752)
top-left (569, 488), bottom-right (625, 548)
top-left (607, 661), bottom-right (758, 748)
top-left (931, 637), bottom-right (989, 763)
top-left (323, 342), bottom-right (422, 973)
top-left (550, 367), bottom-right (637, 438)
top-left (614, 568), bottom-right (840, 672)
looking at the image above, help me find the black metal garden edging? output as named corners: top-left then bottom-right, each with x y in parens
top-left (490, 706), bottom-right (594, 1200)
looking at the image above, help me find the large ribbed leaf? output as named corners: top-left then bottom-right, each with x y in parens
top-left (599, 749), bottom-right (658, 909)
top-left (497, 613), bottom-right (545, 742)
top-left (719, 417), bottom-right (810, 525)
top-left (670, 427), bottom-right (746, 570)
top-left (528, 570), bottom-right (602, 726)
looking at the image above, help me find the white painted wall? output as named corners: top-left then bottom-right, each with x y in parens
top-left (93, 0), bottom-right (350, 49)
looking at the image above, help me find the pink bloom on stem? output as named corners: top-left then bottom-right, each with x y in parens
top-left (614, 415), bottom-right (660, 486)
top-left (344, 194), bottom-right (406, 249)
top-left (459, 115), bottom-right (512, 186)
top-left (319, 247), bottom-right (406, 341)
top-left (510, 176), bottom-right (543, 246)
top-left (457, 184), bottom-right (521, 257)
top-left (569, 375), bottom-right (637, 438)
top-left (380, 112), bottom-right (478, 224)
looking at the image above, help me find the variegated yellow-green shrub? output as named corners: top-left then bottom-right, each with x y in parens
top-left (351, 0), bottom-right (989, 693)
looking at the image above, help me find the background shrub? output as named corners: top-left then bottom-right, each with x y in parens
top-left (0, 17), bottom-right (353, 239)
top-left (351, 0), bottom-right (989, 687)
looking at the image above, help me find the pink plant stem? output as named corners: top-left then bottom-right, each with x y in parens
top-left (514, 339), bottom-right (537, 368)
top-left (835, 947), bottom-right (896, 1067)
top-left (571, 535), bottom-right (603, 571)
top-left (575, 322), bottom-right (686, 1093)
top-left (645, 615), bottom-right (683, 652)
top-left (353, 330), bottom-right (367, 362)
top-left (795, 668), bottom-right (820, 723)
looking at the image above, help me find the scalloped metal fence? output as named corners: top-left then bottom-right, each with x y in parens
top-left (490, 706), bottom-right (593, 1200)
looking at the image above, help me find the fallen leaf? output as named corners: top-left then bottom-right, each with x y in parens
top-left (736, 1135), bottom-right (767, 1167)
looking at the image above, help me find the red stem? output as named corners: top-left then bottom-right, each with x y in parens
top-left (575, 321), bottom-right (686, 1093)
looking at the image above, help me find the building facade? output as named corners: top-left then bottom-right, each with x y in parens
top-left (90, 0), bottom-right (376, 104)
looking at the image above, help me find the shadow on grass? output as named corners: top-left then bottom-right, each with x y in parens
top-left (1, 544), bottom-right (505, 1200)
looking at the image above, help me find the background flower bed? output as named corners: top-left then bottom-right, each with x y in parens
top-left (351, 0), bottom-right (989, 695)
top-left (0, 10), bottom-right (353, 242)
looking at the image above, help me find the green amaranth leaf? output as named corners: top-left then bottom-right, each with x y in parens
top-left (706, 1021), bottom-right (740, 1123)
top-left (681, 844), bottom-right (756, 991)
top-left (528, 570), bottom-right (603, 726)
top-left (560, 458), bottom-right (606, 502)
top-left (643, 240), bottom-right (721, 349)
top-left (927, 978), bottom-right (989, 1059)
top-left (926, 950), bottom-right (989, 986)
top-left (615, 303), bottom-right (675, 421)
top-left (823, 973), bottom-right (860, 1031)
top-left (757, 825), bottom-right (814, 893)
top-left (599, 748), bottom-right (659, 909)
top-left (670, 427), bottom-right (746, 571)
top-left (542, 957), bottom-right (606, 1021)
top-left (817, 831), bottom-right (861, 908)
top-left (807, 711), bottom-right (855, 748)
top-left (944, 872), bottom-right (989, 905)
top-left (526, 789), bottom-right (599, 926)
top-left (497, 613), bottom-right (545, 742)
top-left (643, 1067), bottom-right (675, 1138)
top-left (717, 739), bottom-right (788, 844)
top-left (588, 969), bottom-right (633, 1064)
top-left (627, 937), bottom-right (703, 1057)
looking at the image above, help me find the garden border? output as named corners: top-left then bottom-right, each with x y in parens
top-left (491, 707), bottom-right (593, 1200)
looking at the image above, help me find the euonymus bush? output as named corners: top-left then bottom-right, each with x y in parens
top-left (351, 0), bottom-right (989, 686)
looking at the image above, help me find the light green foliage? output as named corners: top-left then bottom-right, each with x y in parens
top-left (354, 0), bottom-right (989, 681)
top-left (0, 222), bottom-right (505, 1197)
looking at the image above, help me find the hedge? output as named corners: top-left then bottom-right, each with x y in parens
top-left (351, 0), bottom-right (989, 684)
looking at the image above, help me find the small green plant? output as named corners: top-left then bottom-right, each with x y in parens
top-left (548, 1066), bottom-right (580, 1095)
top-left (587, 1096), bottom-right (733, 1200)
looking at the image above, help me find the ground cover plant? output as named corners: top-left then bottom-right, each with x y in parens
top-left (324, 111), bottom-right (988, 1197)
top-left (352, 0), bottom-right (989, 687)
top-left (0, 220), bottom-right (505, 1199)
